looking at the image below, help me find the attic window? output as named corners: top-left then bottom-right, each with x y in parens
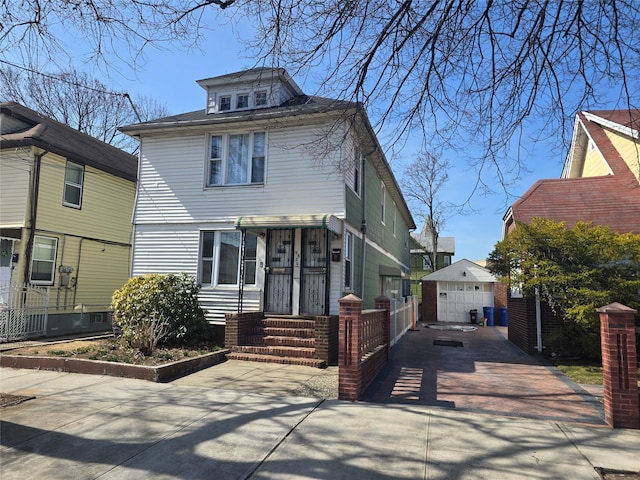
top-left (237, 94), bottom-right (249, 109)
top-left (63, 161), bottom-right (84, 208)
top-left (255, 91), bottom-right (267, 107)
top-left (219, 96), bottom-right (231, 111)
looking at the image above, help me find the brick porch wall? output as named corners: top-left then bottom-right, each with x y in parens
top-left (338, 295), bottom-right (390, 401)
top-left (224, 311), bottom-right (264, 348)
top-left (598, 303), bottom-right (639, 429)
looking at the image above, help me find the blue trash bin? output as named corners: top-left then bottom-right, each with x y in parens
top-left (499, 307), bottom-right (508, 326)
top-left (483, 306), bottom-right (495, 326)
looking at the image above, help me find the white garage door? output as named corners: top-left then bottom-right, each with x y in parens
top-left (437, 281), bottom-right (494, 323)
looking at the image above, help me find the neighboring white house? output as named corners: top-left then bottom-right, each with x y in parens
top-left (421, 259), bottom-right (497, 323)
top-left (120, 68), bottom-right (415, 327)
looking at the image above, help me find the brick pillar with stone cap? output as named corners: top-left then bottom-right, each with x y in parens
top-left (597, 302), bottom-right (639, 429)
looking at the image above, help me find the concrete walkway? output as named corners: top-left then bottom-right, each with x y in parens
top-left (1, 365), bottom-right (639, 479)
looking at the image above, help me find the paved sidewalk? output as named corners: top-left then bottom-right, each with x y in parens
top-left (1, 367), bottom-right (639, 479)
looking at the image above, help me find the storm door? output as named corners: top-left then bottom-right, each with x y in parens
top-left (265, 229), bottom-right (293, 314)
top-left (301, 229), bottom-right (329, 315)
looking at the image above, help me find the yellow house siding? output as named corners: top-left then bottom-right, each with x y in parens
top-left (582, 144), bottom-right (610, 177)
top-left (74, 239), bottom-right (130, 310)
top-left (36, 152), bottom-right (135, 244)
top-left (0, 147), bottom-right (31, 227)
top-left (603, 128), bottom-right (640, 183)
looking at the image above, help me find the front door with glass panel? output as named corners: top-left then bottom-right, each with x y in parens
top-left (265, 229), bottom-right (293, 314)
top-left (0, 239), bottom-right (13, 303)
top-left (301, 229), bottom-right (328, 315)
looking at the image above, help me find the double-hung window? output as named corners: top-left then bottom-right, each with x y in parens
top-left (30, 235), bottom-right (57, 284)
top-left (344, 232), bottom-right (353, 290)
top-left (219, 96), bottom-right (231, 111)
top-left (200, 231), bottom-right (258, 286)
top-left (254, 91), bottom-right (267, 107)
top-left (236, 94), bottom-right (249, 109)
top-left (63, 161), bottom-right (84, 208)
top-left (208, 132), bottom-right (266, 186)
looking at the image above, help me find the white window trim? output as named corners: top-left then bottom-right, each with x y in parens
top-left (392, 203), bottom-right (397, 236)
top-left (254, 90), bottom-right (268, 107)
top-left (30, 235), bottom-right (58, 285)
top-left (236, 93), bottom-right (250, 110)
top-left (344, 231), bottom-right (353, 291)
top-left (206, 131), bottom-right (267, 187)
top-left (218, 95), bottom-right (232, 111)
top-left (63, 161), bottom-right (84, 209)
top-left (199, 230), bottom-right (258, 288)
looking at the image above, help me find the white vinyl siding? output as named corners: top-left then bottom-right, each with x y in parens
top-left (132, 224), bottom-right (262, 323)
top-left (134, 126), bottom-right (346, 224)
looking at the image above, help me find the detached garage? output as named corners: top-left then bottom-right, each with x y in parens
top-left (421, 259), bottom-right (506, 324)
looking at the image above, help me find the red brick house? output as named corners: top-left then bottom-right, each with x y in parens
top-left (502, 109), bottom-right (640, 354)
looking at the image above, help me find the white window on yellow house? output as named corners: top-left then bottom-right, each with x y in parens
top-left (219, 95), bottom-right (231, 111)
top-left (236, 93), bottom-right (249, 109)
top-left (63, 161), bottom-right (84, 208)
top-left (30, 235), bottom-right (57, 285)
top-left (200, 231), bottom-right (258, 286)
top-left (254, 91), bottom-right (268, 107)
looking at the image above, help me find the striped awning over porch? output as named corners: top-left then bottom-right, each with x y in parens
top-left (235, 214), bottom-right (342, 233)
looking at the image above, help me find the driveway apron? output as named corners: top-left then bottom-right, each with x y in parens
top-left (362, 324), bottom-right (606, 426)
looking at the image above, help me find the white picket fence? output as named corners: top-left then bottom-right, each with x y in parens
top-left (0, 283), bottom-right (50, 342)
top-left (390, 295), bottom-right (418, 347)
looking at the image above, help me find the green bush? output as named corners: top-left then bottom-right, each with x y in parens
top-left (111, 273), bottom-right (210, 355)
top-left (544, 322), bottom-right (601, 360)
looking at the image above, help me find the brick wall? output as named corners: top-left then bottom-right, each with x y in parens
top-left (314, 315), bottom-right (339, 365)
top-left (598, 303), bottom-right (639, 429)
top-left (338, 294), bottom-right (390, 401)
top-left (224, 311), bottom-right (263, 348)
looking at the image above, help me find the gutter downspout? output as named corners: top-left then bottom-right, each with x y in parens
top-left (24, 150), bottom-right (47, 284)
top-left (535, 287), bottom-right (543, 353)
top-left (359, 151), bottom-right (367, 298)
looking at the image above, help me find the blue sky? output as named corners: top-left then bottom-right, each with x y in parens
top-left (21, 19), bottom-right (570, 262)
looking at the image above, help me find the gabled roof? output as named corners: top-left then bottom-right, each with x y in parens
top-left (0, 102), bottom-right (137, 182)
top-left (507, 175), bottom-right (640, 234)
top-left (506, 109), bottom-right (640, 235)
top-left (421, 259), bottom-right (496, 282)
top-left (411, 234), bottom-right (455, 254)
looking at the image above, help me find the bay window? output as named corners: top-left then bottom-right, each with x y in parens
top-left (208, 131), bottom-right (266, 186)
top-left (200, 231), bottom-right (258, 286)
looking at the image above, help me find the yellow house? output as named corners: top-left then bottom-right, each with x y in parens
top-left (0, 102), bottom-right (137, 338)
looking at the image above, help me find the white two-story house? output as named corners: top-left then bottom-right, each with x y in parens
top-left (120, 68), bottom-right (415, 332)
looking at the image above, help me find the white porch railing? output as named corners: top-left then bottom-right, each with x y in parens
top-left (0, 283), bottom-right (50, 342)
top-left (390, 295), bottom-right (418, 347)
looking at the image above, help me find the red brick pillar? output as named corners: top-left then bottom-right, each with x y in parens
top-left (339, 294), bottom-right (363, 401)
top-left (597, 303), bottom-right (639, 429)
top-left (375, 295), bottom-right (391, 361)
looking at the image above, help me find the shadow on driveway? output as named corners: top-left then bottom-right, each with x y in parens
top-left (362, 324), bottom-right (606, 426)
